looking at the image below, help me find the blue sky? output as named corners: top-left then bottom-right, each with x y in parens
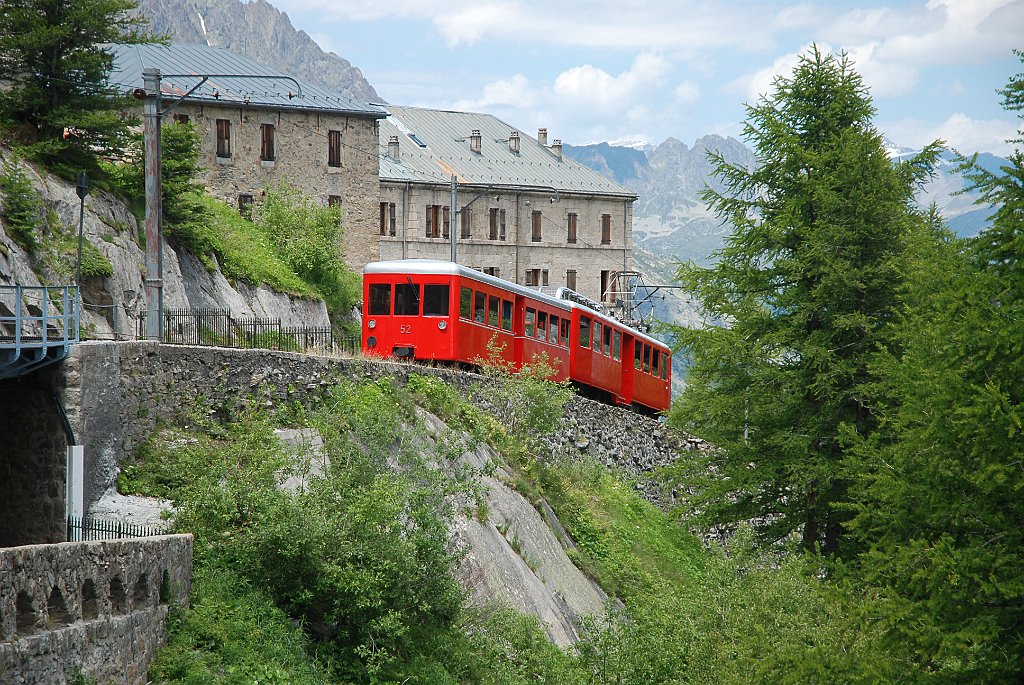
top-left (268, 0), bottom-right (1024, 155)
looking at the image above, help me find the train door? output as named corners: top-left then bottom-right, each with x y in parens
top-left (620, 332), bottom-right (636, 404)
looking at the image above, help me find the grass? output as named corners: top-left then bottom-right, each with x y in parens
top-left (183, 196), bottom-right (318, 299)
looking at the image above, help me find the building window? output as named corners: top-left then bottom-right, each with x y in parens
top-left (499, 209), bottom-right (506, 240)
top-left (483, 267), bottom-right (500, 278)
top-left (526, 268), bottom-right (543, 286)
top-left (173, 113), bottom-right (190, 125)
top-left (600, 270), bottom-right (611, 302)
top-left (260, 123), bottom-right (275, 161)
top-left (328, 195), bottom-right (342, 208)
top-left (567, 212), bottom-right (577, 243)
top-left (216, 119), bottom-right (231, 158)
top-left (328, 129), bottom-right (342, 167)
top-left (531, 210), bottom-right (542, 242)
top-left (489, 208), bottom-right (499, 240)
top-left (601, 213), bottom-right (612, 244)
top-left (425, 205), bottom-right (441, 238)
top-left (238, 193), bottom-right (254, 219)
top-left (566, 269), bottom-right (577, 291)
top-left (379, 202), bottom-right (396, 236)
top-left (542, 269), bottom-right (549, 286)
top-left (461, 206), bottom-right (471, 238)
top-left (443, 206), bottom-right (451, 239)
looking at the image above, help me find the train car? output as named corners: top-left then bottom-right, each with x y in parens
top-left (362, 259), bottom-right (671, 413)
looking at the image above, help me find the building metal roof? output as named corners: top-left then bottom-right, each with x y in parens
top-left (107, 43), bottom-right (386, 118)
top-left (379, 106), bottom-right (637, 198)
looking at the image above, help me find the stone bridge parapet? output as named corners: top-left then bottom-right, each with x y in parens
top-left (0, 534), bottom-right (192, 684)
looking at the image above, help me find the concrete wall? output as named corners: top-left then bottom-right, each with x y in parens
top-left (0, 534), bottom-right (193, 685)
top-left (0, 365), bottom-right (69, 547)
top-left (179, 103), bottom-right (382, 272)
top-left (379, 183), bottom-right (634, 304)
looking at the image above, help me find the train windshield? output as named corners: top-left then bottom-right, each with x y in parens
top-left (423, 284), bottom-right (450, 316)
top-left (395, 282), bottom-right (420, 315)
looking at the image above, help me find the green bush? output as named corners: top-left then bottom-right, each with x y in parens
top-left (252, 183), bottom-right (361, 317)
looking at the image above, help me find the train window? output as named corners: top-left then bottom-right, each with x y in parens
top-left (548, 316), bottom-right (559, 344)
top-left (501, 300), bottom-right (512, 330)
top-left (460, 287), bottom-right (473, 319)
top-left (634, 341), bottom-right (642, 370)
top-left (395, 282), bottom-right (420, 315)
top-left (661, 353), bottom-right (669, 379)
top-left (537, 312), bottom-right (547, 340)
top-left (613, 330), bottom-right (621, 360)
top-left (580, 316), bottom-right (591, 347)
top-left (652, 349), bottom-right (660, 377)
top-left (593, 321), bottom-right (603, 353)
top-left (488, 295), bottom-right (499, 327)
top-left (560, 319), bottom-right (569, 346)
top-left (603, 325), bottom-right (612, 356)
top-left (423, 284), bottom-right (450, 316)
top-left (368, 284), bottom-right (391, 315)
top-left (525, 308), bottom-right (536, 337)
top-left (643, 345), bottom-right (651, 373)
top-left (474, 291), bottom-right (486, 322)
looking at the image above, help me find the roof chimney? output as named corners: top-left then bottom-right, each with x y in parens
top-left (387, 135), bottom-right (400, 160)
top-left (508, 130), bottom-right (520, 154)
top-left (537, 128), bottom-right (548, 146)
top-left (552, 139), bottom-right (563, 160)
top-left (470, 129), bottom-right (482, 153)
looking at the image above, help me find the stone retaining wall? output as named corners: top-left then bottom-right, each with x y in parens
top-left (65, 341), bottom-right (706, 509)
top-left (0, 534), bottom-right (192, 684)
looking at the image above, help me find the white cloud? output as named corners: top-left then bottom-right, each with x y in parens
top-left (452, 74), bottom-right (538, 110)
top-left (553, 52), bottom-right (672, 108)
top-left (872, 0), bottom-right (1024, 65)
top-left (882, 113), bottom-right (1019, 155)
top-left (673, 80), bottom-right (701, 104)
top-left (843, 43), bottom-right (920, 98)
top-left (435, 1), bottom-right (523, 46)
top-left (730, 49), bottom-right (805, 103)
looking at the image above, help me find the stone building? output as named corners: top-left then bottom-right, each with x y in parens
top-left (109, 46), bottom-right (638, 301)
top-left (378, 107), bottom-right (637, 304)
top-left (109, 44), bottom-right (386, 270)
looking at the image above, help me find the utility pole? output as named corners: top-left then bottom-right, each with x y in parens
top-left (450, 175), bottom-right (457, 263)
top-left (74, 173), bottom-right (89, 295)
top-left (142, 67), bottom-right (162, 341)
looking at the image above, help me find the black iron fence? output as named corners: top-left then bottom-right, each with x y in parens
top-left (67, 515), bottom-right (164, 541)
top-left (137, 308), bottom-right (359, 355)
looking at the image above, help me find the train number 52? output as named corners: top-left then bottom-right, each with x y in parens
top-left (399, 324), bottom-right (412, 334)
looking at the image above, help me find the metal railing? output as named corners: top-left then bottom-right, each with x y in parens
top-left (0, 284), bottom-right (80, 379)
top-left (142, 307), bottom-right (359, 355)
top-left (67, 515), bottom-right (164, 541)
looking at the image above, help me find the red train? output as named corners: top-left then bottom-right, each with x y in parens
top-left (361, 260), bottom-right (672, 414)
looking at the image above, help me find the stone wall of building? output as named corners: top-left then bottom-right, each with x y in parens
top-left (378, 184), bottom-right (634, 304)
top-left (64, 342), bottom-right (699, 511)
top-left (0, 534), bottom-right (193, 685)
top-left (180, 103), bottom-right (382, 272)
top-left (0, 365), bottom-right (69, 547)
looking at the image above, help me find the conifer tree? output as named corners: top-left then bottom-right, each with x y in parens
top-left (666, 46), bottom-right (939, 556)
top-left (848, 50), bottom-right (1024, 683)
top-left (0, 0), bottom-right (158, 171)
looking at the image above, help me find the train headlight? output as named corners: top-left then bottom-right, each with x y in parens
top-left (367, 319), bottom-right (376, 329)
top-left (367, 336), bottom-right (377, 348)
top-left (438, 320), bottom-right (447, 330)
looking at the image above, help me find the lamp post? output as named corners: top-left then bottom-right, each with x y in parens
top-left (75, 172), bottom-right (89, 295)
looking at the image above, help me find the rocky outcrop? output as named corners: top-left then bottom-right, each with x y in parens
top-left (135, 0), bottom-right (381, 103)
top-left (0, 151), bottom-right (329, 338)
